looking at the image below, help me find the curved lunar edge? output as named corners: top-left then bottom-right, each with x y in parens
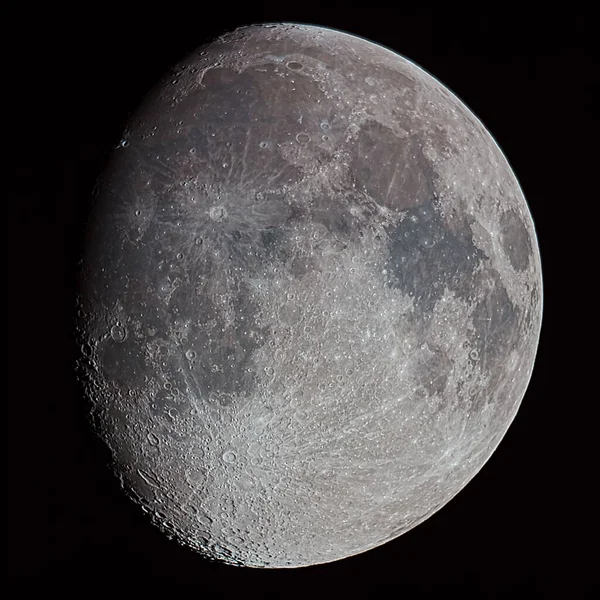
top-left (76, 23), bottom-right (543, 568)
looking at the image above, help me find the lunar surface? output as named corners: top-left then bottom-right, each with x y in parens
top-left (76, 23), bottom-right (543, 568)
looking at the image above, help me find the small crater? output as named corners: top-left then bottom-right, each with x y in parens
top-left (287, 61), bottom-right (303, 71)
top-left (147, 432), bottom-right (160, 446)
top-left (222, 451), bottom-right (237, 464)
top-left (185, 349), bottom-right (197, 360)
top-left (294, 410), bottom-right (308, 423)
top-left (110, 324), bottom-right (127, 342)
top-left (187, 468), bottom-right (206, 484)
top-left (295, 132), bottom-right (310, 145)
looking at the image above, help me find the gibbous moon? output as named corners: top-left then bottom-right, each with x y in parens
top-left (76, 23), bottom-right (542, 568)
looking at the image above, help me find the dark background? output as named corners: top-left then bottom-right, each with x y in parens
top-left (9, 3), bottom-right (594, 594)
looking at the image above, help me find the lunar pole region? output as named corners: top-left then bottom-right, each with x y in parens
top-left (76, 23), bottom-right (543, 568)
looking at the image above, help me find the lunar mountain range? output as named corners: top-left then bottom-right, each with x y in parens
top-left (76, 23), bottom-right (543, 567)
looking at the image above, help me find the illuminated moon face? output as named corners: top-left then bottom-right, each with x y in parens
top-left (77, 23), bottom-right (542, 568)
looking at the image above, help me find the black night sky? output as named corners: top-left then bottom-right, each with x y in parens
top-left (9, 4), bottom-right (594, 594)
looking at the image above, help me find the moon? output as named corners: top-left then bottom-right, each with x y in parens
top-left (76, 23), bottom-right (543, 568)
